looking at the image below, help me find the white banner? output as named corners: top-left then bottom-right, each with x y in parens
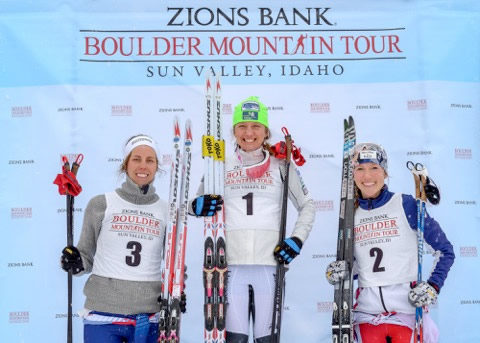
top-left (1, 1), bottom-right (479, 342)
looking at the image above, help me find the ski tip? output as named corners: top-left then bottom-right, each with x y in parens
top-left (206, 77), bottom-right (212, 91)
top-left (185, 119), bottom-right (193, 141)
top-left (174, 118), bottom-right (181, 137)
top-left (348, 116), bottom-right (355, 126)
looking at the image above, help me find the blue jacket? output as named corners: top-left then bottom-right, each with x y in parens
top-left (357, 186), bottom-right (455, 291)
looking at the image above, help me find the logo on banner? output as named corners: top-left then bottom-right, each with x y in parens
top-left (79, 7), bottom-right (406, 79)
top-left (356, 104), bottom-right (381, 110)
top-left (310, 103), bottom-right (330, 113)
top-left (267, 105), bottom-right (284, 111)
top-left (406, 150), bottom-right (432, 156)
top-left (8, 262), bottom-right (34, 268)
top-left (455, 148), bottom-right (472, 159)
top-left (58, 107), bottom-right (83, 112)
top-left (460, 299), bottom-right (480, 305)
top-left (450, 103), bottom-right (472, 109)
top-left (11, 106), bottom-right (32, 117)
top-left (8, 159), bottom-right (35, 165)
top-left (55, 312), bottom-right (80, 319)
top-left (309, 153), bottom-right (335, 159)
top-left (407, 99), bottom-right (427, 111)
top-left (112, 105), bottom-right (133, 116)
top-left (223, 103), bottom-right (233, 115)
top-left (58, 207), bottom-right (83, 214)
top-left (312, 253), bottom-right (336, 259)
top-left (11, 208), bottom-right (32, 219)
top-left (314, 200), bottom-right (334, 211)
top-left (9, 312), bottom-right (30, 324)
top-left (161, 154), bottom-right (172, 167)
top-left (317, 302), bottom-right (333, 312)
top-left (460, 246), bottom-right (477, 257)
top-left (454, 200), bottom-right (477, 205)
top-left (159, 108), bottom-right (185, 113)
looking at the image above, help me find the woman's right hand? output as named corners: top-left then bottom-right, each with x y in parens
top-left (61, 246), bottom-right (84, 274)
top-left (325, 260), bottom-right (347, 285)
top-left (192, 194), bottom-right (223, 216)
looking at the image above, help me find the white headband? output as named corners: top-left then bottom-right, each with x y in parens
top-left (124, 135), bottom-right (159, 159)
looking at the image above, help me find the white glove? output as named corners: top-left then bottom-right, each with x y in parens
top-left (408, 281), bottom-right (438, 307)
top-left (325, 260), bottom-right (347, 285)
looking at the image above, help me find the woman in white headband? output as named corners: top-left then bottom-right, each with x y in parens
top-left (60, 134), bottom-right (181, 343)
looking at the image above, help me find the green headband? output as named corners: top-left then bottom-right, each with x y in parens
top-left (233, 96), bottom-right (269, 128)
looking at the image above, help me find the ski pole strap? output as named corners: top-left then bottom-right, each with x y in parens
top-left (270, 127), bottom-right (305, 166)
top-left (71, 154), bottom-right (84, 176)
top-left (53, 155), bottom-right (83, 196)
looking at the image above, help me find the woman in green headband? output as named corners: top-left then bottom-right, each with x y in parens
top-left (191, 96), bottom-right (316, 342)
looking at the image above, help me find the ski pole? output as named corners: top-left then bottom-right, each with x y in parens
top-left (407, 161), bottom-right (428, 343)
top-left (271, 127), bottom-right (292, 343)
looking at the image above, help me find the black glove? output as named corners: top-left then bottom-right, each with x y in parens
top-left (192, 194), bottom-right (223, 216)
top-left (274, 236), bottom-right (303, 264)
top-left (61, 246), bottom-right (84, 275)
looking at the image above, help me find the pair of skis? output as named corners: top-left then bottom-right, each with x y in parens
top-left (159, 116), bottom-right (193, 342)
top-left (202, 72), bottom-right (227, 343)
top-left (332, 116), bottom-right (356, 343)
top-left (406, 161), bottom-right (440, 343)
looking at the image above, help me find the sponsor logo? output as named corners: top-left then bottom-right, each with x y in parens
top-left (309, 153), bottom-right (335, 159)
top-left (460, 246), bottom-right (477, 257)
top-left (57, 208), bottom-right (83, 213)
top-left (223, 103), bottom-right (232, 115)
top-left (267, 106), bottom-right (284, 111)
top-left (450, 103), bottom-right (472, 109)
top-left (314, 200), bottom-right (334, 211)
top-left (158, 108), bottom-right (185, 113)
top-left (455, 148), bottom-right (472, 159)
top-left (454, 200), bottom-right (477, 205)
top-left (310, 102), bottom-right (330, 113)
top-left (406, 151), bottom-right (432, 156)
top-left (108, 157), bottom-right (123, 163)
top-left (407, 99), bottom-right (427, 111)
top-left (11, 106), bottom-right (32, 117)
top-left (7, 262), bottom-right (34, 268)
top-left (460, 300), bottom-right (480, 305)
top-left (317, 301), bottom-right (333, 312)
top-left (8, 160), bottom-right (35, 165)
top-left (112, 105), bottom-right (133, 116)
top-left (356, 104), bottom-right (381, 110)
top-left (312, 253), bottom-right (337, 259)
top-left (161, 154), bottom-right (172, 166)
top-left (9, 312), bottom-right (30, 324)
top-left (55, 313), bottom-right (80, 318)
top-left (58, 107), bottom-right (83, 112)
top-left (11, 208), bottom-right (32, 219)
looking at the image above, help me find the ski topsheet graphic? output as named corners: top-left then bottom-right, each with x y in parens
top-left (202, 72), bottom-right (227, 343)
top-left (159, 116), bottom-right (193, 343)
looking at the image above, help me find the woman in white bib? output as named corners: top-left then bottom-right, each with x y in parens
top-left (60, 134), bottom-right (174, 343)
top-left (326, 143), bottom-right (454, 343)
top-left (190, 96), bottom-right (316, 343)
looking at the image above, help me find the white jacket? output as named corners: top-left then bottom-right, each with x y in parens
top-left (190, 149), bottom-right (315, 266)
